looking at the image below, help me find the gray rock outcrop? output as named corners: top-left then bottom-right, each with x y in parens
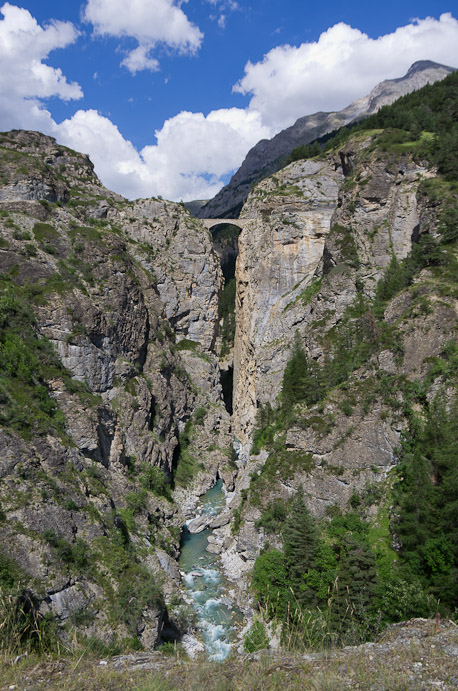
top-left (227, 125), bottom-right (458, 585)
top-left (0, 129), bottom-right (230, 648)
top-left (196, 61), bottom-right (454, 219)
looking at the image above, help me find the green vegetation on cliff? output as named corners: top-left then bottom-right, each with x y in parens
top-left (0, 276), bottom-right (66, 437)
top-left (249, 69), bottom-right (458, 649)
top-left (285, 69), bottom-right (458, 179)
top-left (251, 259), bottom-right (458, 644)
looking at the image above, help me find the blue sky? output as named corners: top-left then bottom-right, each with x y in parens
top-left (1, 1), bottom-right (457, 201)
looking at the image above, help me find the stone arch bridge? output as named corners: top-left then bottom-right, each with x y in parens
top-left (200, 218), bottom-right (251, 232)
top-left (200, 213), bottom-right (313, 232)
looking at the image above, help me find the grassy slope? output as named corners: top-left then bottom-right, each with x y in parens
top-left (1, 619), bottom-right (457, 690)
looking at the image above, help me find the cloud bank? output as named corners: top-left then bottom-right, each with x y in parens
top-left (57, 107), bottom-right (270, 201)
top-left (0, 3), bottom-right (81, 131)
top-left (0, 5), bottom-right (458, 201)
top-left (234, 13), bottom-right (458, 131)
top-left (83, 0), bottom-right (203, 74)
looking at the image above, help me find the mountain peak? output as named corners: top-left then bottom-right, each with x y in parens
top-left (406, 59), bottom-right (455, 76)
top-left (196, 60), bottom-right (456, 219)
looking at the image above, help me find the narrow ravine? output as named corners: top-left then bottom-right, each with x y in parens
top-left (179, 481), bottom-right (243, 660)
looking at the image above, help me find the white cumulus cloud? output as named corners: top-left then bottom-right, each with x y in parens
top-left (1, 6), bottom-right (458, 202)
top-left (234, 13), bottom-right (458, 130)
top-left (83, 0), bottom-right (203, 73)
top-left (0, 3), bottom-right (82, 130)
top-left (57, 107), bottom-right (270, 201)
top-left (120, 46), bottom-right (159, 75)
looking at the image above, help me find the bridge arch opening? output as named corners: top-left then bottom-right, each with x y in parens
top-left (209, 223), bottom-right (241, 283)
top-left (205, 219), bottom-right (244, 233)
top-left (208, 224), bottom-right (241, 396)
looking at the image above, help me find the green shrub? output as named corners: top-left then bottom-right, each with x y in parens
top-left (125, 489), bottom-right (148, 515)
top-left (175, 338), bottom-right (199, 352)
top-left (252, 549), bottom-right (289, 618)
top-left (0, 589), bottom-right (58, 655)
top-left (329, 224), bottom-right (360, 268)
top-left (140, 463), bottom-right (170, 499)
top-left (173, 420), bottom-right (203, 487)
top-left (243, 619), bottom-right (269, 652)
top-left (116, 565), bottom-right (163, 634)
top-left (42, 530), bottom-right (89, 569)
top-left (256, 499), bottom-right (288, 533)
top-left (438, 204), bottom-right (458, 244)
top-left (68, 226), bottom-right (102, 243)
top-left (32, 222), bottom-right (58, 243)
top-left (375, 574), bottom-right (433, 624)
top-left (283, 140), bottom-right (322, 166)
top-left (194, 406), bottom-right (207, 425)
top-left (0, 551), bottom-right (27, 590)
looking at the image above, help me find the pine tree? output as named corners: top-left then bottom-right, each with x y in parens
top-left (282, 331), bottom-right (324, 411)
top-left (282, 332), bottom-right (307, 410)
top-left (331, 535), bottom-right (378, 636)
top-left (283, 488), bottom-right (319, 605)
top-left (395, 394), bottom-right (458, 608)
top-left (396, 448), bottom-right (433, 567)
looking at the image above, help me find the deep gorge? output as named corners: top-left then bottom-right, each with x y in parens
top-left (0, 68), bottom-right (457, 663)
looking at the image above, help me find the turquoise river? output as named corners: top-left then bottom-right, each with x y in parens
top-left (179, 480), bottom-right (242, 660)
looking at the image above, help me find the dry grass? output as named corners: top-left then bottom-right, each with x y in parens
top-left (1, 619), bottom-right (457, 691)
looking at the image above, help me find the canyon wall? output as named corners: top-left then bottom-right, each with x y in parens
top-left (0, 130), bottom-right (230, 648)
top-left (233, 159), bottom-right (342, 445)
top-left (222, 131), bottom-right (457, 583)
top-left (1, 116), bottom-right (457, 649)
top-left (232, 135), bottom-right (440, 447)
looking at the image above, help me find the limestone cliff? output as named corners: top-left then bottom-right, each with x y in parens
top-left (233, 135), bottom-right (439, 445)
top-left (226, 127), bottom-right (457, 582)
top-left (233, 159), bottom-right (342, 445)
top-left (0, 130), bottom-right (229, 648)
top-left (197, 60), bottom-right (454, 219)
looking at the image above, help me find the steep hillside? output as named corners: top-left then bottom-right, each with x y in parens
top-left (197, 60), bottom-right (454, 219)
top-left (0, 68), bottom-right (457, 663)
top-left (0, 130), bottom-right (232, 650)
top-left (220, 70), bottom-right (458, 644)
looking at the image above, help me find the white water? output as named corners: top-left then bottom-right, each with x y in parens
top-left (179, 481), bottom-right (242, 661)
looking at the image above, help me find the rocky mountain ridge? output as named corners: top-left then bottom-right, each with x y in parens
top-left (0, 129), bottom-right (233, 649)
top-left (0, 67), bottom-right (457, 660)
top-left (196, 60), bottom-right (455, 219)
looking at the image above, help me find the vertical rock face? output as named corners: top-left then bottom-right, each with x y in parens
top-left (0, 130), bottom-right (228, 648)
top-left (225, 129), bottom-right (457, 594)
top-left (232, 134), bottom-right (443, 448)
top-left (109, 199), bottom-right (222, 351)
top-left (233, 159), bottom-right (342, 445)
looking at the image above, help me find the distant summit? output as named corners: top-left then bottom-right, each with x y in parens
top-left (182, 198), bottom-right (209, 216)
top-left (196, 60), bottom-right (455, 219)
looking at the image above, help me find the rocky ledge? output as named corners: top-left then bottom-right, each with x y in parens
top-left (1, 618), bottom-right (457, 689)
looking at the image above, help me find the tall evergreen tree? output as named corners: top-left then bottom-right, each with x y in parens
top-left (396, 448), bottom-right (434, 572)
top-left (283, 488), bottom-right (319, 605)
top-left (331, 535), bottom-right (378, 633)
top-left (282, 332), bottom-right (324, 411)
